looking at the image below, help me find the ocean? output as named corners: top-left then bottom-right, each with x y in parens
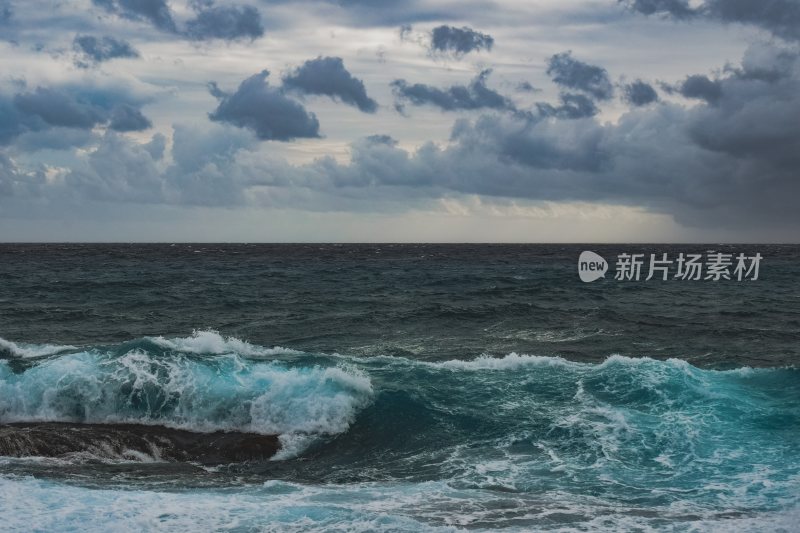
top-left (0, 244), bottom-right (798, 532)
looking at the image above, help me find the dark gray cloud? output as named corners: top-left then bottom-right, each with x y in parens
top-left (546, 52), bottom-right (614, 100)
top-left (386, 44), bottom-right (800, 226)
top-left (621, 0), bottom-right (695, 18)
top-left (208, 70), bottom-right (320, 141)
top-left (623, 0), bottom-right (800, 41)
top-left (283, 44), bottom-right (800, 226)
top-left (623, 80), bottom-right (659, 106)
top-left (0, 83), bottom-right (152, 145)
top-left (706, 0), bottom-right (800, 41)
top-left (92, 0), bottom-right (177, 33)
top-left (186, 3), bottom-right (264, 41)
top-left (4, 26), bottom-right (800, 234)
top-left (678, 74), bottom-right (723, 104)
top-left (430, 25), bottom-right (494, 56)
top-left (283, 56), bottom-right (378, 113)
top-left (304, 42), bottom-right (797, 227)
top-left (93, 0), bottom-right (264, 41)
top-left (12, 43), bottom-right (800, 231)
top-left (391, 70), bottom-right (514, 112)
top-left (109, 104), bottom-right (152, 131)
top-left (448, 115), bottom-right (609, 178)
top-left (73, 35), bottom-right (140, 67)
top-left (14, 88), bottom-right (107, 129)
top-left (536, 92), bottom-right (599, 119)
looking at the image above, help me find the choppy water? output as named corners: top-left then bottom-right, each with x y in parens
top-left (0, 244), bottom-right (798, 531)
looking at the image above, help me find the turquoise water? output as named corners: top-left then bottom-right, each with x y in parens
top-left (1, 332), bottom-right (798, 531)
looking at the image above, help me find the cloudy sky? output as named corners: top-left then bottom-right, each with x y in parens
top-left (0, 0), bottom-right (798, 242)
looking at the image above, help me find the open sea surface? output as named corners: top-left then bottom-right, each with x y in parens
top-left (0, 244), bottom-right (798, 531)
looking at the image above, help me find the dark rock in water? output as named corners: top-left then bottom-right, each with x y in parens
top-left (0, 422), bottom-right (281, 465)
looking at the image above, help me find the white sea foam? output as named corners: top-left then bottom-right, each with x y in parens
top-left (147, 330), bottom-right (301, 357)
top-left (0, 475), bottom-right (796, 533)
top-left (0, 350), bottom-right (373, 457)
top-left (0, 337), bottom-right (76, 359)
top-left (435, 352), bottom-right (575, 371)
top-left (329, 350), bottom-right (720, 374)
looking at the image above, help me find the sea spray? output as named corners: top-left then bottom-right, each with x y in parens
top-left (0, 340), bottom-right (373, 458)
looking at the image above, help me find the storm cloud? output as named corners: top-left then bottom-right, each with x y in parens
top-left (546, 52), bottom-right (614, 100)
top-left (391, 70), bottom-right (513, 112)
top-left (536, 93), bottom-right (600, 119)
top-left (108, 104), bottom-right (152, 131)
top-left (185, 2), bottom-right (264, 41)
top-left (394, 44), bottom-right (800, 226)
top-left (3, 0), bottom-right (800, 240)
top-left (623, 80), bottom-right (659, 106)
top-left (0, 80), bottom-right (151, 145)
top-left (4, 84), bottom-right (152, 140)
top-left (707, 0), bottom-right (800, 41)
top-left (73, 35), bottom-right (140, 67)
top-left (677, 75), bottom-right (723, 104)
top-left (208, 70), bottom-right (320, 141)
top-left (621, 0), bottom-right (695, 18)
top-left (93, 0), bottom-right (265, 41)
top-left (331, 45), bottom-right (800, 227)
top-left (283, 57), bottom-right (378, 113)
top-left (430, 25), bottom-right (494, 56)
top-left (623, 0), bottom-right (800, 41)
top-left (27, 41), bottom-right (794, 229)
top-left (92, 0), bottom-right (177, 33)
top-left (13, 88), bottom-right (105, 130)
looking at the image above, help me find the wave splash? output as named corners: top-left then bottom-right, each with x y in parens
top-left (1, 332), bottom-right (799, 530)
top-left (146, 330), bottom-right (301, 358)
top-left (0, 337), bottom-right (76, 359)
top-left (0, 334), bottom-right (373, 459)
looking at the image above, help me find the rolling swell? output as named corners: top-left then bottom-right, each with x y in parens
top-left (289, 351), bottom-right (800, 490)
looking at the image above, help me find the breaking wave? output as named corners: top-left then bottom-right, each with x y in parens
top-left (1, 331), bottom-right (798, 530)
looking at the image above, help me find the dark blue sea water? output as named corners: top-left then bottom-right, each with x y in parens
top-left (0, 244), bottom-right (798, 531)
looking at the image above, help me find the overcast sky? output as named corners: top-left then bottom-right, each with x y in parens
top-left (0, 0), bottom-right (798, 242)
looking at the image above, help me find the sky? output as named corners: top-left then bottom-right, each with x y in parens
top-left (0, 0), bottom-right (799, 242)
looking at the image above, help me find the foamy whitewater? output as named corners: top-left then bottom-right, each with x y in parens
top-left (1, 331), bottom-right (798, 532)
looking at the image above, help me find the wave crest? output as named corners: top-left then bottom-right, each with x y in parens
top-left (0, 348), bottom-right (373, 458)
top-left (146, 330), bottom-right (301, 357)
top-left (0, 337), bottom-right (76, 359)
